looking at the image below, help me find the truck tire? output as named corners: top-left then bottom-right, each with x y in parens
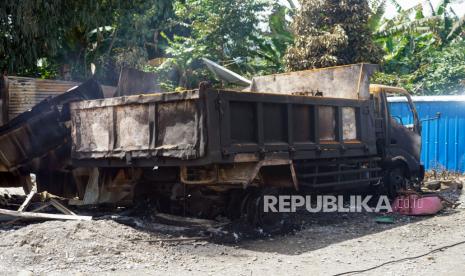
top-left (240, 188), bottom-right (290, 233)
top-left (385, 164), bottom-right (407, 199)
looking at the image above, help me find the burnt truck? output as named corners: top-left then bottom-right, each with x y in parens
top-left (65, 63), bottom-right (423, 224)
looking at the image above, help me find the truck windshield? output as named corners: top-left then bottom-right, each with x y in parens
top-left (387, 93), bottom-right (420, 133)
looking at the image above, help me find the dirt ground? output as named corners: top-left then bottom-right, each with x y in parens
top-left (1, 185), bottom-right (465, 276)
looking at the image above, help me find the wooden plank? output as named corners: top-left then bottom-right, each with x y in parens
top-left (132, 236), bottom-right (209, 243)
top-left (0, 208), bottom-right (92, 221)
top-left (155, 213), bottom-right (225, 227)
top-left (5, 202), bottom-right (52, 225)
top-left (49, 198), bottom-right (76, 215)
top-left (17, 191), bottom-right (36, 212)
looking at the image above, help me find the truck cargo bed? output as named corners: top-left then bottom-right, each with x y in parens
top-left (71, 88), bottom-right (377, 167)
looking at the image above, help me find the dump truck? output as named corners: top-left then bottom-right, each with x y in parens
top-left (63, 63), bottom-right (423, 227)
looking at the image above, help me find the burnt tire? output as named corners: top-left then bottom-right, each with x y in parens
top-left (370, 163), bottom-right (408, 199)
top-left (241, 188), bottom-right (290, 233)
top-left (384, 164), bottom-right (408, 199)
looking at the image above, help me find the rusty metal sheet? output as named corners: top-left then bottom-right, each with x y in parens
top-left (5, 76), bottom-right (116, 122)
top-left (72, 107), bottom-right (112, 153)
top-left (245, 63), bottom-right (378, 100)
top-left (0, 79), bottom-right (103, 172)
top-left (7, 77), bottom-right (79, 120)
top-left (71, 90), bottom-right (205, 160)
top-left (115, 104), bottom-right (150, 150)
top-left (0, 108), bottom-right (66, 171)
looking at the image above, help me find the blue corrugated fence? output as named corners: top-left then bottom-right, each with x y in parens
top-left (389, 96), bottom-right (465, 172)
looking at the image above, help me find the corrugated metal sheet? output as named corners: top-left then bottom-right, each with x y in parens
top-left (8, 77), bottom-right (79, 120)
top-left (390, 96), bottom-right (465, 172)
top-left (7, 77), bottom-right (116, 121)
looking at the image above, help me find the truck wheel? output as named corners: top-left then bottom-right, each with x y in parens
top-left (241, 188), bottom-right (288, 233)
top-left (385, 165), bottom-right (407, 198)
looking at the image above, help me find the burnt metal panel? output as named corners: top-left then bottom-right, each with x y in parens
top-left (229, 101), bottom-right (257, 143)
top-left (292, 104), bottom-right (315, 143)
top-left (156, 100), bottom-right (201, 158)
top-left (218, 90), bottom-right (377, 161)
top-left (71, 90), bottom-right (205, 160)
top-left (263, 103), bottom-right (288, 143)
top-left (318, 106), bottom-right (336, 141)
top-left (0, 107), bottom-right (65, 171)
top-left (0, 79), bottom-right (103, 172)
top-left (246, 63), bottom-right (378, 100)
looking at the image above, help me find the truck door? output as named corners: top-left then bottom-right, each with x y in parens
top-left (385, 89), bottom-right (421, 162)
top-left (370, 85), bottom-right (424, 190)
top-left (379, 86), bottom-right (423, 183)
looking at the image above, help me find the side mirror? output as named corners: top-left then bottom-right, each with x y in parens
top-left (421, 112), bottom-right (441, 122)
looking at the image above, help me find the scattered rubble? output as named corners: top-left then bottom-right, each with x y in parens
top-left (1, 183), bottom-right (464, 275)
top-left (0, 185), bottom-right (92, 224)
top-left (0, 177), bottom-right (464, 274)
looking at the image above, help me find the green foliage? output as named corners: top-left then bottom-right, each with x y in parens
top-left (4, 0), bottom-right (463, 96)
top-left (0, 1), bottom-right (174, 83)
top-left (61, 0), bottom-right (174, 83)
top-left (175, 0), bottom-right (267, 61)
top-left (373, 0), bottom-right (465, 95)
top-left (110, 0), bottom-right (174, 67)
top-left (0, 1), bottom-right (123, 75)
top-left (285, 0), bottom-right (383, 70)
top-left (374, 41), bottom-right (465, 95)
top-left (156, 0), bottom-right (271, 89)
top-left (248, 3), bottom-right (294, 74)
top-left (368, 0), bottom-right (387, 32)
top-left (157, 33), bottom-right (209, 89)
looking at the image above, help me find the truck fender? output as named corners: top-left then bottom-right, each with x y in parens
top-left (250, 160), bottom-right (298, 190)
top-left (387, 149), bottom-right (422, 179)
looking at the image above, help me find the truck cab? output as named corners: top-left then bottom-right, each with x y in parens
top-left (370, 84), bottom-right (424, 195)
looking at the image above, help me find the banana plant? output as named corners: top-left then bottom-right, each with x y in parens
top-left (372, 0), bottom-right (465, 95)
top-left (375, 0), bottom-right (465, 46)
top-left (248, 2), bottom-right (294, 74)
